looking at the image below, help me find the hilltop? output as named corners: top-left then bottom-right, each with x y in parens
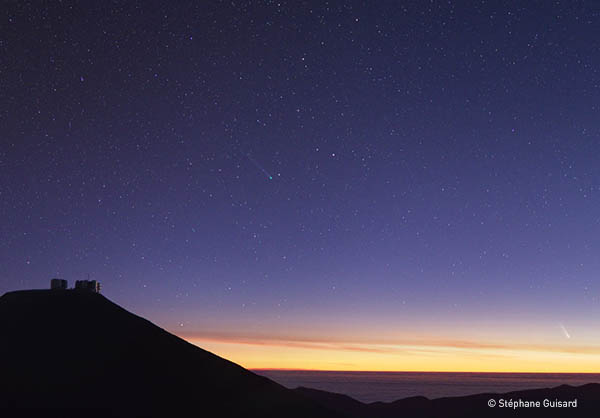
top-left (0, 289), bottom-right (338, 417)
top-left (1, 289), bottom-right (598, 417)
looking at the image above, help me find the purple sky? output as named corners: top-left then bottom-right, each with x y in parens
top-left (2, 1), bottom-right (600, 370)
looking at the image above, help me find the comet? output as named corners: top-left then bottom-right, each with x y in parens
top-left (246, 153), bottom-right (273, 180)
top-left (559, 323), bottom-right (571, 339)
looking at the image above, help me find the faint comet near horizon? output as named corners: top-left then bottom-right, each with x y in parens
top-left (246, 153), bottom-right (273, 180)
top-left (559, 323), bottom-right (571, 339)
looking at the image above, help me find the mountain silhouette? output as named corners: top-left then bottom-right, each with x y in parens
top-left (2, 289), bottom-right (598, 417)
top-left (0, 290), bottom-right (339, 417)
top-left (295, 382), bottom-right (600, 417)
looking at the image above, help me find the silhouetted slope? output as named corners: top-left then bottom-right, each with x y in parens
top-left (296, 383), bottom-right (600, 417)
top-left (293, 387), bottom-right (375, 417)
top-left (3, 290), bottom-right (598, 417)
top-left (0, 290), bottom-right (339, 417)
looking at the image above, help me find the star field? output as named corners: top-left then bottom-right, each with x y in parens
top-left (2, 1), bottom-right (600, 368)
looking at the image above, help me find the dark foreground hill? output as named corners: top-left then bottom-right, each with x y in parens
top-left (0, 290), bottom-right (339, 418)
top-left (295, 381), bottom-right (600, 417)
top-left (1, 289), bottom-right (599, 418)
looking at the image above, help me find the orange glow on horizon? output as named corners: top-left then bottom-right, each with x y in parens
top-left (182, 333), bottom-right (600, 373)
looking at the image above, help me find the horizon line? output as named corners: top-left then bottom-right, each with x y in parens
top-left (249, 368), bottom-right (600, 374)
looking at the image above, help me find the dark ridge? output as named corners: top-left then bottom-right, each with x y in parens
top-left (295, 383), bottom-right (600, 417)
top-left (3, 289), bottom-right (599, 417)
top-left (294, 386), bottom-right (371, 417)
top-left (0, 290), bottom-right (340, 418)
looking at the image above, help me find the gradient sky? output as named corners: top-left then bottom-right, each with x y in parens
top-left (2, 1), bottom-right (600, 371)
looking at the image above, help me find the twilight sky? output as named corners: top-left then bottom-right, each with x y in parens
top-left (2, 1), bottom-right (600, 372)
